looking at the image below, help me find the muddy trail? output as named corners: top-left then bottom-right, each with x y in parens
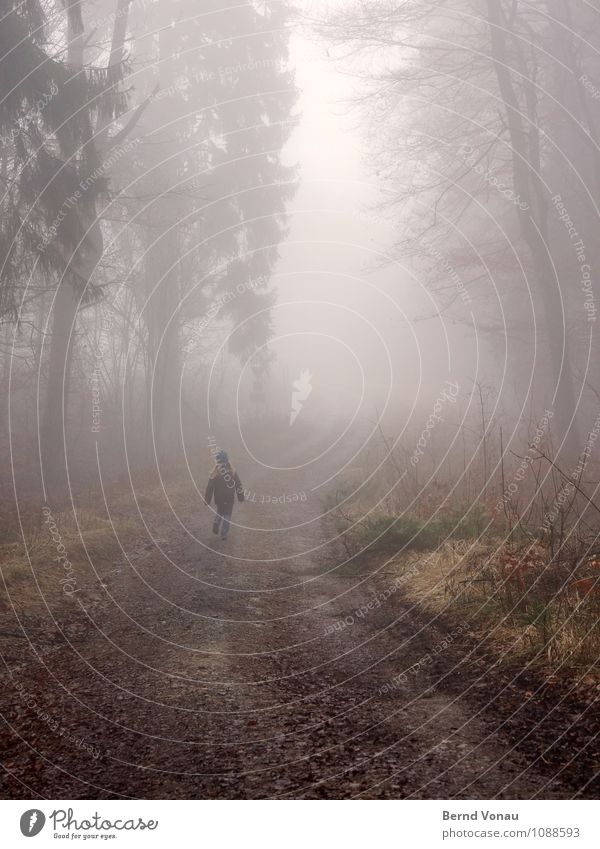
top-left (0, 438), bottom-right (596, 799)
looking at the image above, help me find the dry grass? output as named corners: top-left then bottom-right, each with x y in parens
top-left (0, 475), bottom-right (205, 620)
top-left (391, 537), bottom-right (600, 681)
top-left (0, 506), bottom-right (140, 618)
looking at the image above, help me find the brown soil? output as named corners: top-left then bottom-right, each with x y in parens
top-left (0, 454), bottom-right (598, 799)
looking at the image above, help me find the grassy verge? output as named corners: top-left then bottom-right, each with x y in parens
top-left (0, 475), bottom-right (198, 619)
top-left (385, 536), bottom-right (600, 683)
top-left (333, 501), bottom-right (600, 683)
top-left (0, 507), bottom-right (139, 619)
top-left (335, 505), bottom-right (490, 554)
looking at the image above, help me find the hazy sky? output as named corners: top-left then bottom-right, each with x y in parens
top-left (267, 21), bottom-right (474, 430)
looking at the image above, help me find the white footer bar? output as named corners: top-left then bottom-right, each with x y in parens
top-left (0, 799), bottom-right (598, 848)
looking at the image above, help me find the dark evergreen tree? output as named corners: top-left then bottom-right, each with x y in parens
top-left (0, 0), bottom-right (131, 497)
top-left (126, 0), bottom-right (298, 457)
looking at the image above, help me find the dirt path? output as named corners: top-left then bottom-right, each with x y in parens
top-left (0, 449), bottom-right (584, 799)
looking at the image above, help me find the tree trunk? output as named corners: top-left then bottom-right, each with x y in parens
top-left (40, 0), bottom-right (132, 500)
top-left (142, 23), bottom-right (182, 467)
top-left (486, 0), bottom-right (581, 461)
top-left (144, 216), bottom-right (182, 466)
top-left (40, 2), bottom-right (85, 501)
top-left (41, 278), bottom-right (79, 501)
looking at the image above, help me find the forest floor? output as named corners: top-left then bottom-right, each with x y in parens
top-left (0, 444), bottom-right (598, 799)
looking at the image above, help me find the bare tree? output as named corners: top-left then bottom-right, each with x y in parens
top-left (321, 0), bottom-right (600, 459)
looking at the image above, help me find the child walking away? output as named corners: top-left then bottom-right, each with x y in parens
top-left (204, 450), bottom-right (244, 541)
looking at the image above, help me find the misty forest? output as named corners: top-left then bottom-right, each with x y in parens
top-left (0, 0), bottom-right (600, 800)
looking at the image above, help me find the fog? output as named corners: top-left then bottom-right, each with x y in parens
top-left (0, 0), bottom-right (597, 520)
top-left (0, 0), bottom-right (597, 517)
top-left (226, 17), bottom-right (480, 462)
top-left (3, 0), bottom-right (600, 805)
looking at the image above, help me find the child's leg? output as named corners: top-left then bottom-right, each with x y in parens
top-left (212, 513), bottom-right (222, 534)
top-left (220, 511), bottom-right (232, 539)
